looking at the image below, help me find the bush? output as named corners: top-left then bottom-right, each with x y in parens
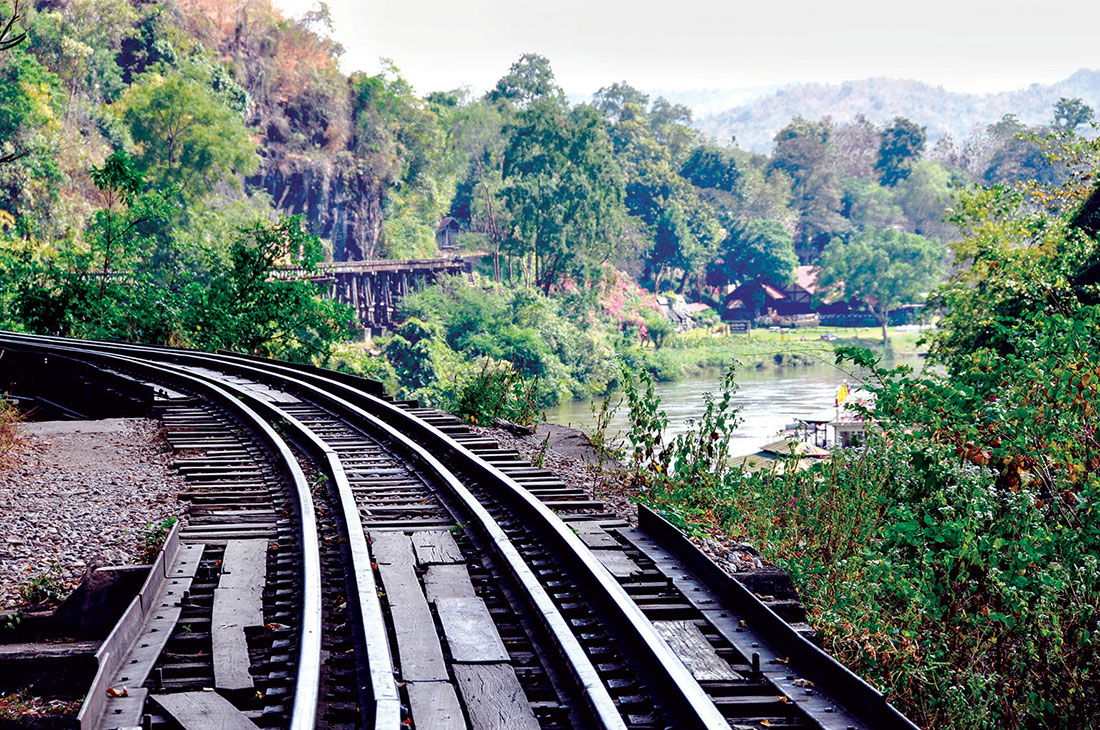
top-left (443, 359), bottom-right (542, 426)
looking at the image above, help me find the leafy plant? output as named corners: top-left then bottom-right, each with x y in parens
top-left (445, 358), bottom-right (542, 426)
top-left (18, 563), bottom-right (66, 606)
top-left (139, 517), bottom-right (177, 564)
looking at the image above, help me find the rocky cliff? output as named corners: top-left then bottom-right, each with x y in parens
top-left (180, 0), bottom-right (385, 261)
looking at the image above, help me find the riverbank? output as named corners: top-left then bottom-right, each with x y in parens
top-left (659, 325), bottom-right (927, 378)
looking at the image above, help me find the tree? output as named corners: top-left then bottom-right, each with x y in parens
top-left (841, 178), bottom-right (905, 231)
top-left (0, 42), bottom-right (63, 229)
top-left (0, 0), bottom-right (27, 164)
top-left (185, 216), bottom-right (355, 361)
top-left (876, 117), bottom-right (926, 186)
top-left (87, 149), bottom-right (172, 296)
top-left (818, 228), bottom-right (944, 344)
top-left (1052, 97), bottom-right (1094, 132)
top-left (607, 104), bottom-right (723, 291)
top-left (893, 160), bottom-right (955, 240)
top-left (680, 146), bottom-right (740, 192)
top-left (707, 218), bottom-right (797, 288)
top-left (592, 81), bottom-right (649, 122)
top-left (981, 114), bottom-right (1060, 186)
top-left (486, 53), bottom-right (563, 109)
top-left (112, 64), bottom-right (257, 203)
top-left (771, 117), bottom-right (843, 257)
top-left (501, 99), bottom-right (627, 291)
top-left (832, 114), bottom-right (880, 179)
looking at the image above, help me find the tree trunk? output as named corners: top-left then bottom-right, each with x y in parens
top-left (878, 309), bottom-right (890, 346)
top-left (677, 269), bottom-right (691, 294)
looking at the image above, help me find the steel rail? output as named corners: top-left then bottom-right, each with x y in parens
top-left (192, 347), bottom-right (922, 730)
top-left (0, 339), bottom-right (324, 730)
top-left (10, 335), bottom-right (630, 729)
top-left (1, 331), bottom-right (919, 729)
top-left (0, 333), bottom-right (732, 729)
top-left (0, 333), bottom-right (631, 729)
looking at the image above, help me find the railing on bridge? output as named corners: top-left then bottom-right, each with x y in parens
top-left (276, 255), bottom-right (479, 332)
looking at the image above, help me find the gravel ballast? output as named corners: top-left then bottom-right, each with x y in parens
top-left (0, 418), bottom-right (186, 608)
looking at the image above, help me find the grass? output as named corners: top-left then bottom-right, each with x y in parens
top-left (660, 325), bottom-right (928, 375)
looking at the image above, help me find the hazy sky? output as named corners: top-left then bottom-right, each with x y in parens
top-left (272, 0), bottom-right (1100, 97)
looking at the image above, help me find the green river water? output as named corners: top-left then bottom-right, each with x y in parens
top-left (544, 355), bottom-right (924, 457)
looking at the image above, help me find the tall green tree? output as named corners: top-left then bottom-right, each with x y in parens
top-left (876, 116), bottom-right (926, 186)
top-left (706, 218), bottom-right (797, 288)
top-left (610, 103), bottom-right (724, 291)
top-left (486, 53), bottom-right (563, 109)
top-left (111, 63), bottom-right (257, 203)
top-left (1052, 96), bottom-right (1094, 132)
top-left (183, 215), bottom-right (355, 361)
top-left (680, 145), bottom-right (740, 192)
top-left (592, 81), bottom-right (649, 122)
top-left (771, 117), bottom-right (843, 257)
top-left (818, 227), bottom-right (944, 344)
top-left (501, 99), bottom-right (627, 291)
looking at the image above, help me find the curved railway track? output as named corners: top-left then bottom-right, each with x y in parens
top-left (0, 332), bottom-right (918, 730)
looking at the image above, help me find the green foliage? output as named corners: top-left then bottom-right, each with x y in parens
top-left (486, 53), bottom-right (563, 109)
top-left (707, 218), bottom-right (797, 287)
top-left (1, 157), bottom-right (355, 362)
top-left (592, 81), bottom-right (649, 122)
top-left (818, 228), bottom-right (944, 343)
top-left (389, 277), bottom-right (617, 405)
top-left (18, 563), bottom-right (66, 605)
top-left (502, 98), bottom-right (627, 290)
top-left (183, 216), bottom-right (356, 361)
top-left (444, 359), bottom-right (542, 426)
top-left (620, 361), bottom-right (740, 495)
top-left (876, 117), bottom-right (926, 186)
top-left (139, 517), bottom-right (178, 563)
top-left (680, 145), bottom-right (740, 192)
top-left (771, 116), bottom-right (844, 254)
top-left (1052, 97), bottom-right (1094, 132)
top-left (622, 137), bottom-right (1100, 728)
top-left (111, 62), bottom-right (257, 203)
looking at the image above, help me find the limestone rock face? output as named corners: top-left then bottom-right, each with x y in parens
top-left (251, 152), bottom-right (385, 261)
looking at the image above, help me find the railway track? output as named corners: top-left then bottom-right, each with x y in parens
top-left (0, 332), bottom-right (918, 730)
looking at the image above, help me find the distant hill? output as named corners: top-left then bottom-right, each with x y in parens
top-left (695, 69), bottom-right (1100, 153)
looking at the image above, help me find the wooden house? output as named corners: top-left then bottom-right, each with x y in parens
top-left (722, 266), bottom-right (825, 320)
top-left (435, 217), bottom-right (461, 250)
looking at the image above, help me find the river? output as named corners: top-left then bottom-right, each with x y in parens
top-left (544, 356), bottom-right (924, 457)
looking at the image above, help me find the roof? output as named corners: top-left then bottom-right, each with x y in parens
top-left (794, 265), bottom-right (820, 295)
top-left (730, 451), bottom-right (817, 475)
top-left (436, 216), bottom-right (460, 232)
top-left (759, 439), bottom-right (830, 457)
top-left (761, 283), bottom-right (786, 300)
top-left (685, 302), bottom-right (712, 314)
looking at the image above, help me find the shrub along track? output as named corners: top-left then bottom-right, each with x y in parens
top-left (0, 332), bottom-right (917, 730)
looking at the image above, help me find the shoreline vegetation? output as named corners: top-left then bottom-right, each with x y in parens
top-left (330, 272), bottom-right (930, 419)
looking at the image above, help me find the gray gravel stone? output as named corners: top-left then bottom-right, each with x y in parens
top-left (0, 418), bottom-right (187, 608)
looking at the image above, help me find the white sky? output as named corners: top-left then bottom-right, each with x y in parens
top-left (272, 0), bottom-right (1100, 97)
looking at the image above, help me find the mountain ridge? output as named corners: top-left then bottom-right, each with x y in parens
top-left (693, 69), bottom-right (1100, 153)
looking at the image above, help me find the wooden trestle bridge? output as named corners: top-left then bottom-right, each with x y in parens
top-left (278, 256), bottom-right (479, 332)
